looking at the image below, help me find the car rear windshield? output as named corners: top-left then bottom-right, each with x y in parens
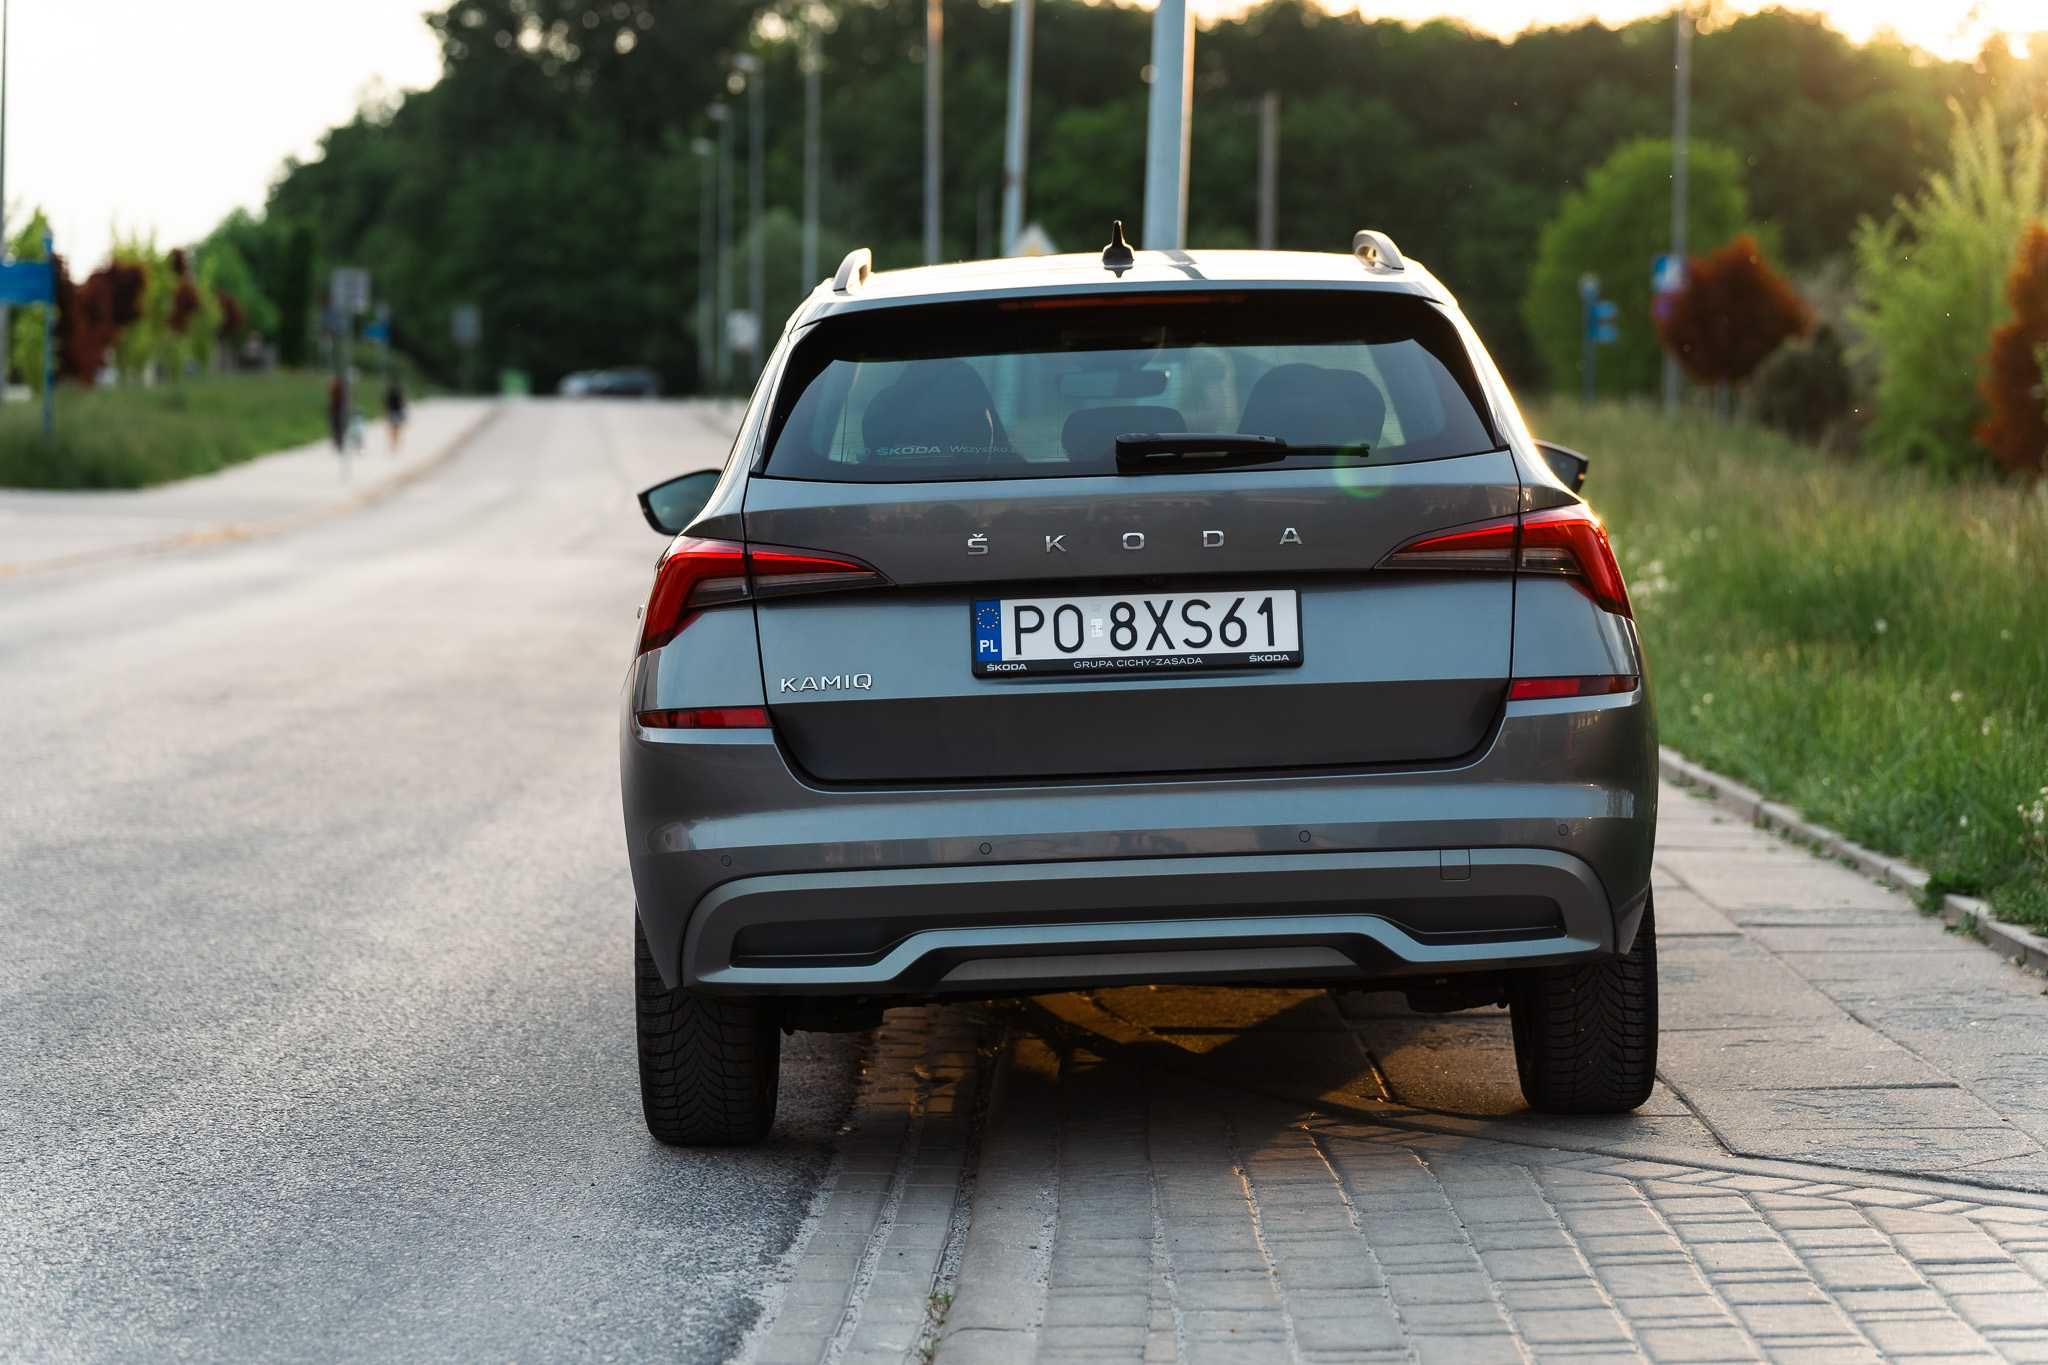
top-left (759, 290), bottom-right (1502, 482)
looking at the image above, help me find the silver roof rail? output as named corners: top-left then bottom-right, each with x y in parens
top-left (832, 247), bottom-right (873, 294)
top-left (1351, 230), bottom-right (1406, 274)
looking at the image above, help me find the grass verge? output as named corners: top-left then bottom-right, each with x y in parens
top-left (0, 372), bottom-right (364, 489)
top-left (1531, 400), bottom-right (2048, 931)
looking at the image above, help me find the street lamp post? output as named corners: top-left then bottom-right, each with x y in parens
top-left (924, 0), bottom-right (943, 264)
top-left (802, 26), bottom-right (822, 289)
top-left (999, 0), bottom-right (1033, 256)
top-left (1141, 0), bottom-right (1193, 251)
top-left (694, 137), bottom-right (715, 393)
top-left (733, 54), bottom-right (765, 380)
top-left (1, 0), bottom-right (12, 405)
top-left (708, 101), bottom-right (733, 388)
top-left (1256, 91), bottom-right (1279, 250)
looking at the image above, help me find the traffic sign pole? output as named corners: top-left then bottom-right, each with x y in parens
top-left (1579, 274), bottom-right (1598, 405)
top-left (330, 267), bottom-right (371, 464)
top-left (1577, 273), bottom-right (1619, 405)
top-left (40, 229), bottom-right (52, 438)
top-left (1664, 5), bottom-right (1693, 414)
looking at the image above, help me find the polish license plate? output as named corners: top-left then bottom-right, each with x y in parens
top-left (971, 590), bottom-right (1302, 677)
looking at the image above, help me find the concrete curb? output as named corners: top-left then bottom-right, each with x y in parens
top-left (1659, 745), bottom-right (2048, 977)
top-left (934, 1032), bottom-right (1057, 1365)
top-left (740, 1007), bottom-right (985, 1365)
top-left (0, 401), bottom-right (502, 579)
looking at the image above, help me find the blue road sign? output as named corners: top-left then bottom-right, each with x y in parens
top-left (364, 318), bottom-right (392, 344)
top-left (1653, 253), bottom-right (1686, 294)
top-left (1587, 299), bottom-right (1619, 345)
top-left (0, 258), bottom-right (54, 306)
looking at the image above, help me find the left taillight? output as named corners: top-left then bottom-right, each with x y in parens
top-left (637, 538), bottom-right (881, 654)
top-left (1380, 503), bottom-right (1632, 619)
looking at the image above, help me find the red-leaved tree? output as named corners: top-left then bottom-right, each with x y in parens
top-left (1655, 234), bottom-right (1815, 387)
top-left (105, 263), bottom-right (145, 329)
top-left (62, 265), bottom-right (115, 382)
top-left (166, 248), bottom-right (200, 336)
top-left (1976, 222), bottom-right (2048, 477)
top-left (58, 263), bottom-right (148, 382)
top-left (216, 289), bottom-right (246, 340)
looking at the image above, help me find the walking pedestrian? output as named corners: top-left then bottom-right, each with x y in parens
top-left (384, 378), bottom-right (408, 452)
top-left (326, 374), bottom-right (348, 453)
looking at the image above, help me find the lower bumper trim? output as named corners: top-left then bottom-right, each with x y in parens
top-left (680, 847), bottom-right (1617, 995)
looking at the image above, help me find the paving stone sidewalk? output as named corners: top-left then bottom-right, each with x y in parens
top-left (742, 780), bottom-right (2048, 1363)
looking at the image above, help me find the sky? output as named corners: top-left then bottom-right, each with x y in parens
top-left (11, 0), bottom-right (2039, 269)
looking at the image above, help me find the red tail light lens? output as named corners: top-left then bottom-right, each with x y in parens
top-left (1507, 675), bottom-right (1637, 701)
top-left (636, 706), bottom-right (771, 729)
top-left (1380, 515), bottom-right (1517, 570)
top-left (639, 537), bottom-right (748, 653)
top-left (1519, 505), bottom-right (1631, 618)
top-left (1380, 503), bottom-right (1632, 619)
top-left (637, 539), bottom-right (880, 654)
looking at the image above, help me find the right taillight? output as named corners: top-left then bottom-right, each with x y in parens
top-left (1381, 503), bottom-right (1632, 619)
top-left (1518, 505), bottom-right (1631, 618)
top-left (637, 538), bottom-right (881, 654)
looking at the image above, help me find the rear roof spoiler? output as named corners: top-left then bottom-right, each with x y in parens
top-left (1352, 230), bottom-right (1406, 274)
top-left (832, 248), bottom-right (873, 294)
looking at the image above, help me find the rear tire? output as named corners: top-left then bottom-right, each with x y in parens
top-left (635, 915), bottom-right (780, 1146)
top-left (1509, 894), bottom-right (1658, 1115)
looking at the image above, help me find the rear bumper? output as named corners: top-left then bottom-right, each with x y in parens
top-left (685, 847), bottom-right (1633, 996)
top-left (622, 685), bottom-right (1658, 996)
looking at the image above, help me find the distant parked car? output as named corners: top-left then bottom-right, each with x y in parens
top-left (558, 368), bottom-right (658, 398)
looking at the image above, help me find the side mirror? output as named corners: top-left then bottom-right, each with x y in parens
top-left (638, 470), bottom-right (722, 536)
top-left (1535, 441), bottom-right (1589, 492)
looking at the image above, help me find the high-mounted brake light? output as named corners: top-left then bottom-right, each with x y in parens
top-left (1380, 504), bottom-right (1632, 619)
top-left (637, 538), bottom-right (880, 654)
top-left (995, 291), bottom-right (1245, 311)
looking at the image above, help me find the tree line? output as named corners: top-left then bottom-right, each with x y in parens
top-left (66, 3), bottom-right (2048, 415)
top-left (208, 1), bottom-right (2034, 392)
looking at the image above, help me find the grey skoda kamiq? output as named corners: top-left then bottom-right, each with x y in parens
top-left (622, 229), bottom-right (1657, 1145)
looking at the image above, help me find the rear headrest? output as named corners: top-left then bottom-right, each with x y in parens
top-left (1062, 404), bottom-right (1186, 459)
top-left (861, 359), bottom-right (1006, 458)
top-left (1237, 363), bottom-right (1387, 448)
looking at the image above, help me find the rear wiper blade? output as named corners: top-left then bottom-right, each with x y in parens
top-left (1113, 432), bottom-right (1368, 472)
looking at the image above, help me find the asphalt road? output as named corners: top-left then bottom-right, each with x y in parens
top-left (0, 400), bottom-right (863, 1362)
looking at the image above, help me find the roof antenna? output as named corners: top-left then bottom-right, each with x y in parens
top-left (1101, 220), bottom-right (1135, 276)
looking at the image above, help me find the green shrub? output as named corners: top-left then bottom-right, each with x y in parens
top-left (1523, 138), bottom-right (1752, 397)
top-left (1851, 102), bottom-right (2048, 475)
top-left (0, 372), bottom-right (340, 489)
top-left (1747, 325), bottom-right (1857, 446)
